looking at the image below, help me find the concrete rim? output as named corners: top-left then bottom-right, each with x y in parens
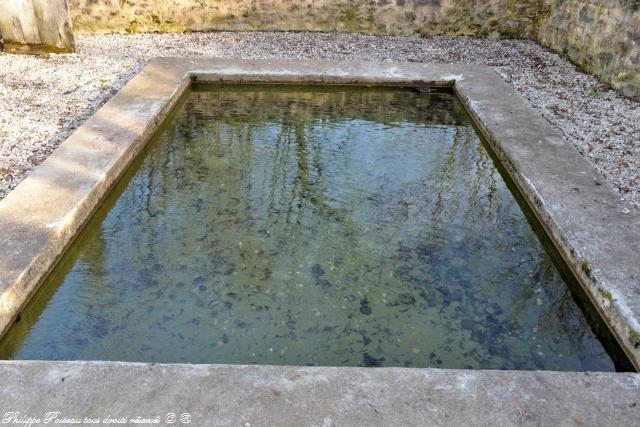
top-left (0, 360), bottom-right (638, 426)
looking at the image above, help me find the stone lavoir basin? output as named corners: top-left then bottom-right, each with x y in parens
top-left (1, 59), bottom-right (639, 417)
top-left (0, 82), bottom-right (633, 371)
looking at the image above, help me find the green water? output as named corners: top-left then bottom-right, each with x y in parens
top-left (0, 85), bottom-right (619, 370)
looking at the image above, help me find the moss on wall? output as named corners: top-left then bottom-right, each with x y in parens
top-left (67, 0), bottom-right (639, 99)
top-left (67, 0), bottom-right (539, 38)
top-left (536, 0), bottom-right (640, 99)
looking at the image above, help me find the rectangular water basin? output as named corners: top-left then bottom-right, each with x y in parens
top-left (0, 84), bottom-right (631, 371)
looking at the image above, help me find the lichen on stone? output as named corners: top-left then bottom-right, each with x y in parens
top-left (581, 259), bottom-right (592, 278)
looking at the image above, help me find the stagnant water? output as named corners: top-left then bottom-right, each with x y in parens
top-left (0, 85), bottom-right (618, 370)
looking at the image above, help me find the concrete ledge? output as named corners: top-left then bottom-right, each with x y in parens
top-left (0, 361), bottom-right (638, 425)
top-left (0, 58), bottom-right (639, 370)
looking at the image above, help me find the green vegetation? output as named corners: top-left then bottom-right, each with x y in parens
top-left (629, 330), bottom-right (640, 348)
top-left (599, 288), bottom-right (613, 302)
top-left (581, 259), bottom-right (592, 278)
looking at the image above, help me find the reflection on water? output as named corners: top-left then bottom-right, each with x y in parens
top-left (0, 85), bottom-right (616, 370)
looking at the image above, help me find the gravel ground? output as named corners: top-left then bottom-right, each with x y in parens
top-left (0, 32), bottom-right (638, 207)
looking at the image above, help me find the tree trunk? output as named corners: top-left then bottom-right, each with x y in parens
top-left (0, 0), bottom-right (75, 54)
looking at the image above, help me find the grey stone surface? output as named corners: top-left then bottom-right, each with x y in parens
top-left (0, 361), bottom-right (638, 426)
top-left (0, 59), bottom-right (639, 370)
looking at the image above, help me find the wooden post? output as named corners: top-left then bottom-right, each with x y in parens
top-left (0, 0), bottom-right (75, 54)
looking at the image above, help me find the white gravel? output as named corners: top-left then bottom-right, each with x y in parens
top-left (1, 32), bottom-right (638, 206)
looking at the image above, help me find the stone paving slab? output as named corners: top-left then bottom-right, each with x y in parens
top-left (0, 361), bottom-right (638, 426)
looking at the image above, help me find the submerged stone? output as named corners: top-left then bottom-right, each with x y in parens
top-left (316, 278), bottom-right (333, 289)
top-left (311, 264), bottom-right (325, 278)
top-left (461, 319), bottom-right (475, 330)
top-left (359, 298), bottom-right (372, 315)
top-left (363, 353), bottom-right (385, 367)
top-left (398, 293), bottom-right (416, 305)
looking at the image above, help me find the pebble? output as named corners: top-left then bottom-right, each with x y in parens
top-left (1, 32), bottom-right (638, 207)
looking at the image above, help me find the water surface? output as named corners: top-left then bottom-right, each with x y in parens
top-left (0, 85), bottom-right (617, 370)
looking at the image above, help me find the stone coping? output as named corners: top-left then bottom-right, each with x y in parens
top-left (0, 361), bottom-right (638, 425)
top-left (0, 58), bottom-right (638, 370)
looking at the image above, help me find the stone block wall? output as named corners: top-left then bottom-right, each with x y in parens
top-left (65, 0), bottom-right (640, 99)
top-left (67, 0), bottom-right (539, 37)
top-left (537, 0), bottom-right (640, 99)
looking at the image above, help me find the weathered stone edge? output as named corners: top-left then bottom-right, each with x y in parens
top-left (0, 60), bottom-right (190, 339)
top-left (0, 360), bottom-right (639, 425)
top-left (0, 58), bottom-right (638, 370)
top-left (453, 75), bottom-right (640, 370)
